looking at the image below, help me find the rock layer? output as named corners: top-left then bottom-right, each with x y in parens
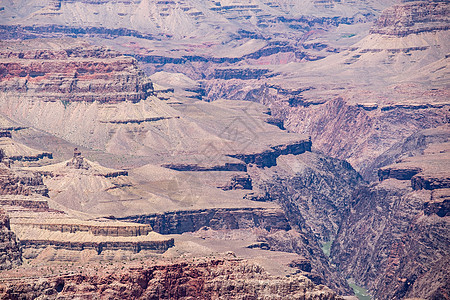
top-left (0, 258), bottom-right (343, 300)
top-left (118, 207), bottom-right (291, 235)
top-left (0, 39), bottom-right (153, 103)
top-left (371, 0), bottom-right (450, 36)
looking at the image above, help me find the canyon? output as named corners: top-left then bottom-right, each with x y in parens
top-left (0, 0), bottom-right (448, 299)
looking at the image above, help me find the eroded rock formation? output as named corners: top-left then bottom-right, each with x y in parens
top-left (0, 209), bottom-right (21, 270)
top-left (371, 0), bottom-right (450, 36)
top-left (250, 152), bottom-right (364, 243)
top-left (0, 39), bottom-right (153, 103)
top-left (0, 258), bottom-right (343, 300)
top-left (119, 207), bottom-right (291, 235)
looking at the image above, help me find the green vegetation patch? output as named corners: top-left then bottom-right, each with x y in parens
top-left (321, 240), bottom-right (332, 257)
top-left (342, 33), bottom-right (356, 38)
top-left (348, 281), bottom-right (371, 300)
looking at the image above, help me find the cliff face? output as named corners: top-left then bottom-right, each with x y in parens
top-left (250, 152), bottom-right (364, 243)
top-left (0, 209), bottom-right (21, 270)
top-left (0, 258), bottom-right (342, 300)
top-left (331, 137), bottom-right (450, 299)
top-left (0, 39), bottom-right (153, 103)
top-left (285, 98), bottom-right (449, 180)
top-left (331, 181), bottom-right (449, 300)
top-left (120, 208), bottom-right (291, 234)
top-left (371, 0), bottom-right (450, 36)
top-left (0, 167), bottom-right (48, 197)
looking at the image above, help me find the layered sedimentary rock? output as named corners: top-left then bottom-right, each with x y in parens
top-left (0, 134), bottom-right (52, 164)
top-left (119, 207), bottom-right (291, 235)
top-left (0, 166), bottom-right (48, 196)
top-left (198, 0), bottom-right (450, 182)
top-left (0, 39), bottom-right (153, 103)
top-left (0, 258), bottom-right (343, 300)
top-left (4, 194), bottom-right (175, 255)
top-left (371, 0), bottom-right (450, 36)
top-left (0, 209), bottom-right (21, 270)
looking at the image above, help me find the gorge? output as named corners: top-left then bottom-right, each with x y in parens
top-left (0, 0), bottom-right (448, 299)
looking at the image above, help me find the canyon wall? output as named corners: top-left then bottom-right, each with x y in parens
top-left (0, 258), bottom-right (343, 300)
top-left (0, 39), bottom-right (153, 103)
top-left (331, 134), bottom-right (450, 299)
top-left (120, 207), bottom-right (291, 235)
top-left (331, 181), bottom-right (449, 299)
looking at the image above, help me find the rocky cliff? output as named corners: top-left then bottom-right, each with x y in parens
top-left (120, 207), bottom-right (291, 235)
top-left (250, 152), bottom-right (364, 243)
top-left (0, 39), bottom-right (153, 103)
top-left (371, 0), bottom-right (450, 36)
top-left (0, 209), bottom-right (21, 270)
top-left (330, 138), bottom-right (450, 299)
top-left (0, 167), bottom-right (48, 197)
top-left (331, 180), bottom-right (449, 299)
top-left (0, 258), bottom-right (343, 300)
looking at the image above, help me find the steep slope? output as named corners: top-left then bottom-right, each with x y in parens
top-left (331, 131), bottom-right (450, 299)
top-left (249, 152), bottom-right (363, 243)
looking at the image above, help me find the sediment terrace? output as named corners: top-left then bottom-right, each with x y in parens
top-left (1, 193), bottom-right (174, 254)
top-left (14, 227), bottom-right (174, 254)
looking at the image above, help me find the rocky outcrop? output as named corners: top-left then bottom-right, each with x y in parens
top-left (378, 166), bottom-right (422, 181)
top-left (220, 174), bottom-right (252, 190)
top-left (0, 39), bottom-right (153, 103)
top-left (411, 174), bottom-right (450, 191)
top-left (15, 221), bottom-right (152, 237)
top-left (0, 258), bottom-right (343, 299)
top-left (161, 162), bottom-right (247, 172)
top-left (424, 190), bottom-right (449, 217)
top-left (0, 167), bottom-right (47, 197)
top-left (19, 237), bottom-right (174, 255)
top-left (119, 207), bottom-right (291, 235)
top-left (0, 209), bottom-right (21, 270)
top-left (366, 127), bottom-right (449, 181)
top-left (371, 0), bottom-right (450, 36)
top-left (212, 68), bottom-right (272, 80)
top-left (228, 139), bottom-right (312, 168)
top-left (0, 195), bottom-right (49, 209)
